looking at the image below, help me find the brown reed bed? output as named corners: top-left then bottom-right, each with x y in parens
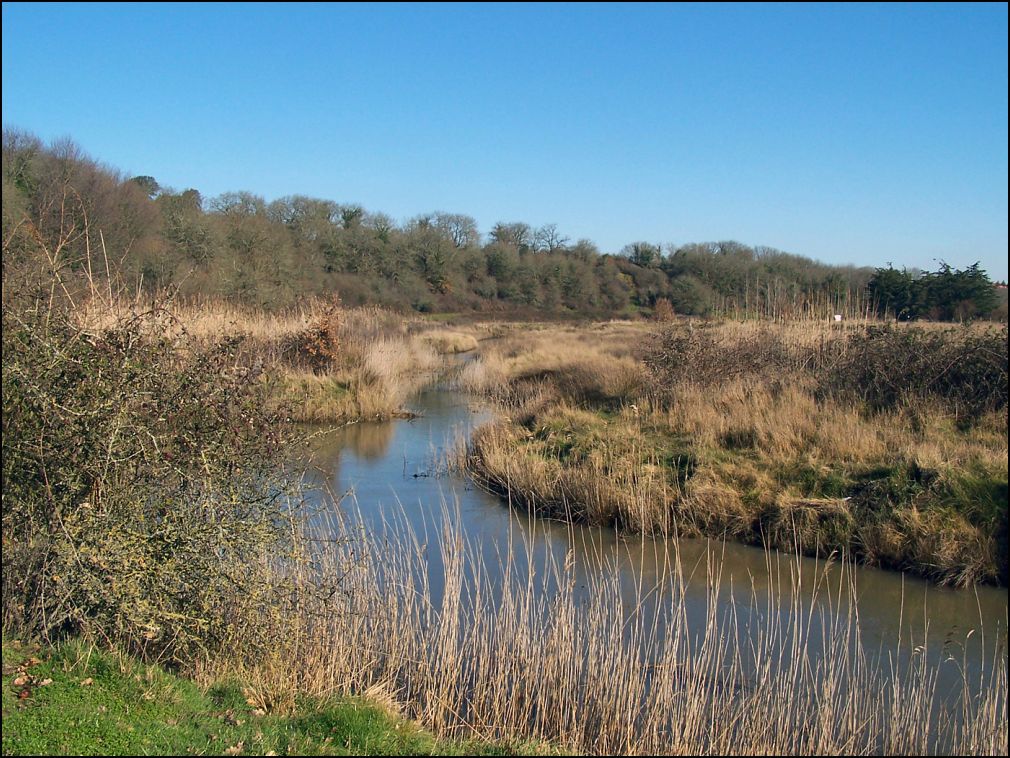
top-left (203, 497), bottom-right (1008, 756)
top-left (75, 296), bottom-right (469, 423)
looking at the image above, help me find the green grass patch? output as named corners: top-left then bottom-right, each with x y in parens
top-left (775, 461), bottom-right (853, 499)
top-left (2, 639), bottom-right (552, 756)
top-left (935, 468), bottom-right (1008, 527)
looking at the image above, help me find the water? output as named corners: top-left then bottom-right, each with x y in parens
top-left (297, 380), bottom-right (1008, 711)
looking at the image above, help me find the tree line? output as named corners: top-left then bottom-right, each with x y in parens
top-left (868, 263), bottom-right (1004, 321)
top-left (2, 128), bottom-right (1003, 320)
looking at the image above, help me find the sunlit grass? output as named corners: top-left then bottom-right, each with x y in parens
top-left (1, 638), bottom-right (546, 756)
top-left (463, 319), bottom-right (1008, 585)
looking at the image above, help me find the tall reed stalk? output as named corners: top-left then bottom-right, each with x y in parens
top-left (214, 497), bottom-right (1008, 755)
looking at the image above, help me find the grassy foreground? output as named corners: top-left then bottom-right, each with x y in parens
top-left (1, 639), bottom-right (545, 756)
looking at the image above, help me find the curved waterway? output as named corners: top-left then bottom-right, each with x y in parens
top-left (297, 378), bottom-right (1007, 720)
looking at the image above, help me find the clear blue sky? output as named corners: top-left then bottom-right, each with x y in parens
top-left (3, 2), bottom-right (1007, 279)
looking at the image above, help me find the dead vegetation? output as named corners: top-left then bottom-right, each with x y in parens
top-left (201, 502), bottom-right (1008, 756)
top-left (462, 318), bottom-right (1009, 586)
top-left (75, 296), bottom-right (470, 423)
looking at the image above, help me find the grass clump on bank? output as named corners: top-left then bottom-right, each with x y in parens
top-left (464, 319), bottom-right (1009, 586)
top-left (77, 297), bottom-right (449, 424)
top-left (1, 639), bottom-right (531, 756)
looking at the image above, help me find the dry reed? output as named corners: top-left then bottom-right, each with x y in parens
top-left (76, 296), bottom-right (449, 423)
top-left (206, 497), bottom-right (1008, 756)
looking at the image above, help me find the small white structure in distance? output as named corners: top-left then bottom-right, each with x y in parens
top-left (833, 314), bottom-right (843, 322)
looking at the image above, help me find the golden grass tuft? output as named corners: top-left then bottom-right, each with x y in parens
top-left (456, 352), bottom-right (509, 396)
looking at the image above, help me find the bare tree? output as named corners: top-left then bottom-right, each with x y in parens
top-left (489, 221), bottom-right (533, 252)
top-left (434, 212), bottom-right (479, 248)
top-left (534, 223), bottom-right (569, 253)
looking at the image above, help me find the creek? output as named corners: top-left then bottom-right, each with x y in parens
top-left (297, 377), bottom-right (1007, 723)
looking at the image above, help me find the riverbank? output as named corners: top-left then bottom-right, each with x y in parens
top-left (461, 319), bottom-right (1009, 586)
top-left (290, 383), bottom-right (1007, 755)
top-left (1, 638), bottom-right (546, 756)
top-left (5, 287), bottom-right (1006, 756)
top-left (74, 298), bottom-right (497, 424)
top-left (56, 297), bottom-right (1010, 586)
top-left (160, 303), bottom-right (1008, 586)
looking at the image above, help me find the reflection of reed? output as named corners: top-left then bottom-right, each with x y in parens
top-left (305, 421), bottom-right (396, 466)
top-left (339, 422), bottom-right (395, 460)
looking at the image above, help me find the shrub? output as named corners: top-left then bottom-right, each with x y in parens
top-left (2, 289), bottom-right (294, 668)
top-left (651, 297), bottom-right (676, 322)
top-left (285, 296), bottom-right (342, 372)
top-left (820, 325), bottom-right (1008, 421)
top-left (644, 322), bottom-right (795, 389)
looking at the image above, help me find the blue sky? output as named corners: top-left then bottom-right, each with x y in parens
top-left (3, 2), bottom-right (1007, 278)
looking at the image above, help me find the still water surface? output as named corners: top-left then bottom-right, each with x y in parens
top-left (298, 381), bottom-right (1008, 708)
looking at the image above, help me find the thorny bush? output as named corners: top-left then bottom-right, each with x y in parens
top-left (646, 321), bottom-right (1008, 423)
top-left (2, 289), bottom-right (300, 668)
top-left (644, 322), bottom-right (796, 388)
top-left (821, 324), bottom-right (1008, 421)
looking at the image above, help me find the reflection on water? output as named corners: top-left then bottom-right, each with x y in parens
top-left (295, 384), bottom-right (1008, 712)
top-left (307, 419), bottom-right (395, 462)
top-left (300, 387), bottom-right (489, 497)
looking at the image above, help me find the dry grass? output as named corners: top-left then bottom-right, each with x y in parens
top-left (456, 320), bottom-right (651, 408)
top-left (466, 406), bottom-right (680, 533)
top-left (482, 320), bottom-right (650, 378)
top-left (204, 500), bottom-right (1009, 755)
top-left (77, 297), bottom-right (446, 423)
top-left (463, 319), bottom-right (1009, 586)
top-left (76, 296), bottom-right (329, 351)
top-left (455, 352), bottom-right (509, 395)
top-left (417, 329), bottom-right (480, 354)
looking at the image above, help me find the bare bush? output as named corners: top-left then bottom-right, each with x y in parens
top-left (821, 324), bottom-right (1008, 421)
top-left (644, 322), bottom-right (796, 389)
